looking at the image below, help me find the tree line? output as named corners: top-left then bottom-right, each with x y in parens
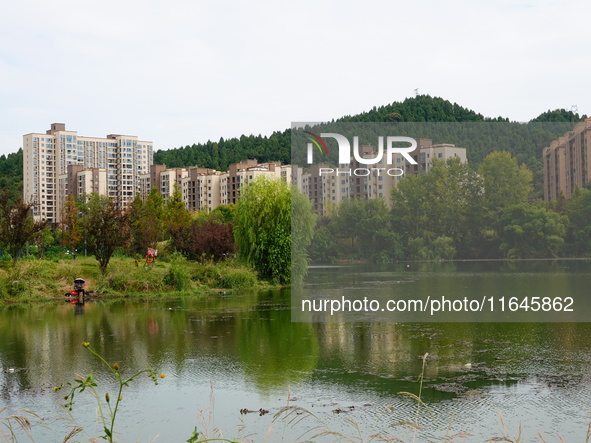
top-left (309, 151), bottom-right (590, 262)
top-left (0, 96), bottom-right (585, 205)
top-left (0, 178), bottom-right (314, 286)
top-left (1, 150), bottom-right (590, 291)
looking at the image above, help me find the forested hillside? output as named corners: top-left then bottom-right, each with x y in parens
top-left (0, 149), bottom-right (23, 204)
top-left (0, 96), bottom-right (587, 203)
top-left (338, 95), bottom-right (502, 122)
top-left (156, 97), bottom-right (586, 196)
top-left (153, 130), bottom-right (292, 170)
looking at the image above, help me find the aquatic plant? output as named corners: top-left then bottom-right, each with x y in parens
top-left (54, 342), bottom-right (164, 443)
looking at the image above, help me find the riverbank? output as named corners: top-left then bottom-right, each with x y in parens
top-left (0, 255), bottom-right (270, 301)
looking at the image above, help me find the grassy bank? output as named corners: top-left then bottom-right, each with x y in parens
top-left (0, 255), bottom-right (265, 301)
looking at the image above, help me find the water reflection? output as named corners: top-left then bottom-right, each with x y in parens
top-left (0, 261), bottom-right (590, 441)
top-left (296, 260), bottom-right (591, 322)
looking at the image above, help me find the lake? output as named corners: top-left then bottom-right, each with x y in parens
top-left (1, 260), bottom-right (591, 442)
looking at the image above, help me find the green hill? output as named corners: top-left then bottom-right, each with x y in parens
top-left (0, 149), bottom-right (23, 204)
top-left (0, 96), bottom-right (587, 203)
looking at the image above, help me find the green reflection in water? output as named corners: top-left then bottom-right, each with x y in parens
top-left (1, 261), bottom-right (591, 441)
top-left (235, 288), bottom-right (319, 392)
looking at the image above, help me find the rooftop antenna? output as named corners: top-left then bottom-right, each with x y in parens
top-left (414, 88), bottom-right (419, 97)
top-left (571, 105), bottom-right (578, 114)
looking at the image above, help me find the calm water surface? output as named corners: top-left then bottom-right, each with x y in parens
top-left (1, 261), bottom-right (591, 442)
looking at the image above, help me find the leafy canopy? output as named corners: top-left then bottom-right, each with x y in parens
top-left (234, 176), bottom-right (315, 284)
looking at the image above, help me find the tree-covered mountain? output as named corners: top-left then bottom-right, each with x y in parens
top-left (337, 95), bottom-right (507, 123)
top-left (153, 130), bottom-right (292, 170)
top-left (153, 95), bottom-right (513, 172)
top-left (153, 96), bottom-right (586, 188)
top-left (0, 95), bottom-right (587, 203)
top-left (531, 108), bottom-right (587, 123)
top-left (0, 149), bottom-right (23, 204)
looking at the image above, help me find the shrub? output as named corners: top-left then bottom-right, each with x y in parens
top-left (163, 253), bottom-right (191, 291)
top-left (216, 267), bottom-right (257, 290)
top-left (170, 220), bottom-right (235, 261)
top-left (191, 262), bottom-right (222, 283)
top-left (107, 266), bottom-right (168, 293)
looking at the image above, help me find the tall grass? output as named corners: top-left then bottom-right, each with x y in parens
top-left (0, 407), bottom-right (34, 442)
top-left (0, 256), bottom-right (262, 300)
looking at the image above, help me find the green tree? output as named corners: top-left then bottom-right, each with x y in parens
top-left (497, 203), bottom-right (567, 258)
top-left (331, 198), bottom-right (365, 251)
top-left (291, 186), bottom-right (317, 281)
top-left (164, 183), bottom-right (191, 233)
top-left (81, 194), bottom-right (131, 274)
top-left (391, 157), bottom-right (484, 258)
top-left (478, 151), bottom-right (533, 213)
top-left (331, 198), bottom-right (403, 262)
top-left (129, 188), bottom-right (166, 254)
top-left (0, 149), bottom-right (24, 205)
top-left (128, 194), bottom-right (146, 254)
top-left (0, 195), bottom-right (46, 263)
top-left (60, 194), bottom-right (83, 253)
top-left (565, 188), bottom-right (591, 255)
top-left (210, 203), bottom-right (236, 223)
top-left (308, 225), bottom-right (339, 263)
top-left (548, 191), bottom-right (568, 216)
top-left (35, 224), bottom-right (55, 258)
top-left (234, 177), bottom-right (315, 284)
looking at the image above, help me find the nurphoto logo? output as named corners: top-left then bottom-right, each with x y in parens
top-left (305, 132), bottom-right (418, 177)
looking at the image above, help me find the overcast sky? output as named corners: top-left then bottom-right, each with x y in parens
top-left (0, 0), bottom-right (589, 157)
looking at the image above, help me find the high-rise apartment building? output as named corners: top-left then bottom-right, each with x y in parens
top-left (181, 167), bottom-right (223, 212)
top-left (301, 139), bottom-right (467, 215)
top-left (23, 123), bottom-right (153, 223)
top-left (543, 119), bottom-right (591, 200)
top-left (221, 160), bottom-right (293, 205)
top-left (57, 165), bottom-right (108, 218)
top-left (140, 160), bottom-right (296, 213)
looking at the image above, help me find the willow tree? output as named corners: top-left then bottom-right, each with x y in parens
top-left (234, 176), bottom-right (315, 284)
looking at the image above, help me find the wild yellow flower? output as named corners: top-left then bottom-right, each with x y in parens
top-left (82, 342), bottom-right (90, 348)
top-left (159, 373), bottom-right (166, 379)
top-left (112, 363), bottom-right (120, 370)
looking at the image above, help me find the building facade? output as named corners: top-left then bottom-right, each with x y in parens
top-left (24, 124), bottom-right (468, 222)
top-left (300, 139), bottom-right (467, 215)
top-left (181, 167), bottom-right (223, 212)
top-left (57, 165), bottom-right (108, 218)
top-left (24, 123), bottom-right (153, 223)
top-left (140, 160), bottom-right (296, 213)
top-left (543, 119), bottom-right (591, 200)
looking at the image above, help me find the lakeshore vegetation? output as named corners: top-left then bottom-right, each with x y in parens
top-left (0, 178), bottom-right (315, 300)
top-left (2, 148), bottom-right (591, 302)
top-left (1, 96), bottom-right (590, 300)
top-left (310, 152), bottom-right (589, 263)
